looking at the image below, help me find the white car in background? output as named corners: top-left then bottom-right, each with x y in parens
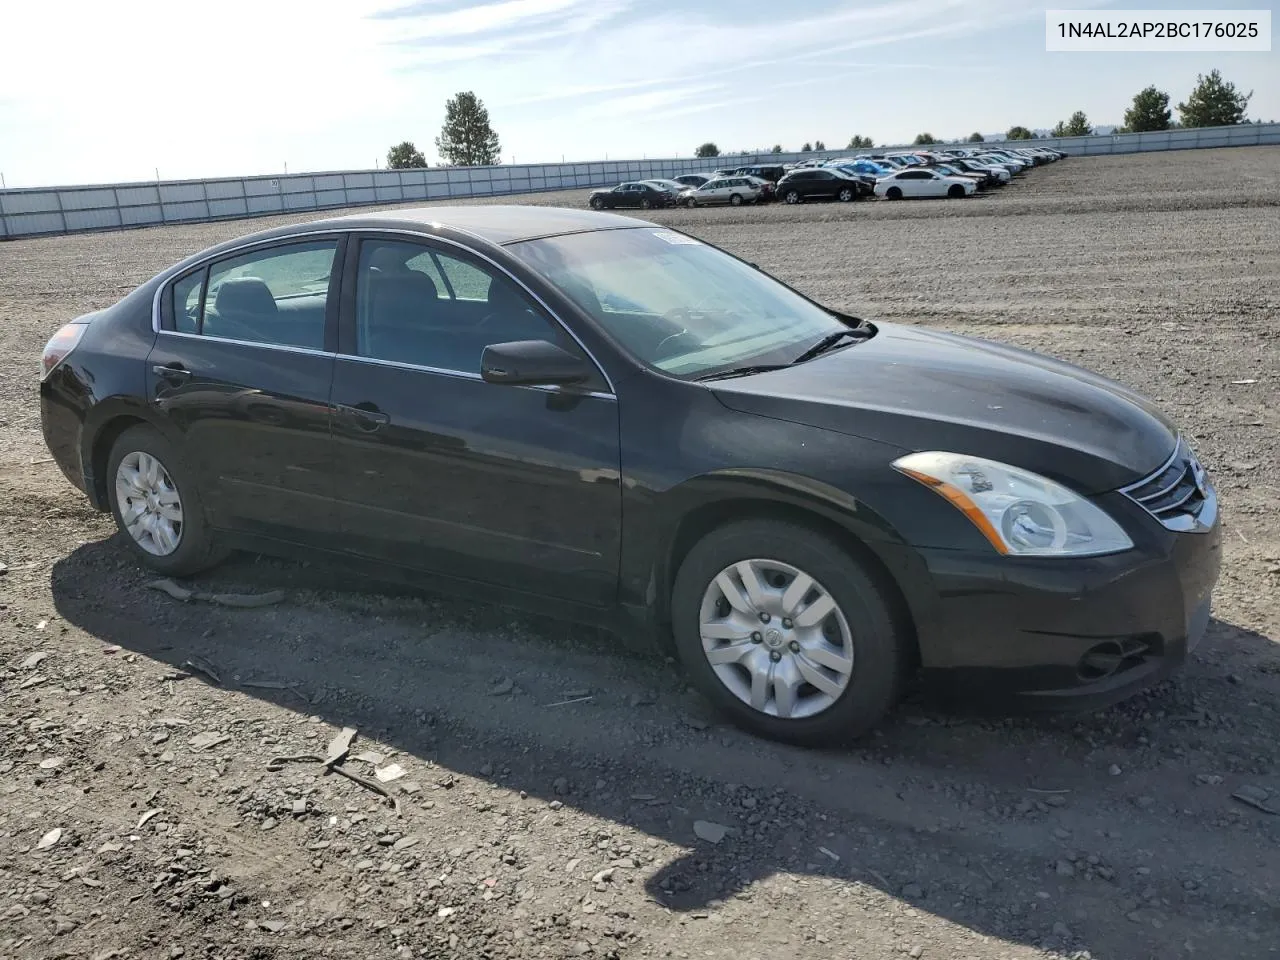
top-left (683, 176), bottom-right (762, 207)
top-left (875, 168), bottom-right (977, 200)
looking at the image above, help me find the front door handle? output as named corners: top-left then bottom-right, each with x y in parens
top-left (335, 402), bottom-right (390, 431)
top-left (152, 363), bottom-right (191, 382)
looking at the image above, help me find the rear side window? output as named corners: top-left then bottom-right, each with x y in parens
top-left (202, 241), bottom-right (338, 349)
top-left (171, 269), bottom-right (204, 334)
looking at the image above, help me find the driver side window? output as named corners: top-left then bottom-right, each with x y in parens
top-left (353, 239), bottom-right (563, 375)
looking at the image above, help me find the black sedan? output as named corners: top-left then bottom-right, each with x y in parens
top-left (587, 182), bottom-right (672, 210)
top-left (40, 206), bottom-right (1220, 745)
top-left (775, 169), bottom-right (871, 204)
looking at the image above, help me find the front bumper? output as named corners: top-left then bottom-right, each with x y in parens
top-left (906, 489), bottom-right (1223, 712)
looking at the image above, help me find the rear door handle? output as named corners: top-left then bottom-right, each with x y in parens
top-left (152, 363), bottom-right (191, 382)
top-left (335, 402), bottom-right (390, 430)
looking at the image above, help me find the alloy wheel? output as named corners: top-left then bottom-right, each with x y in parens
top-left (115, 450), bottom-right (184, 556)
top-left (698, 558), bottom-right (854, 719)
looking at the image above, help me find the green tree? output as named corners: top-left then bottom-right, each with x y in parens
top-left (694, 142), bottom-right (720, 158)
top-left (800, 142), bottom-right (813, 152)
top-left (386, 141), bottom-right (427, 169)
top-left (846, 134), bottom-right (874, 149)
top-left (814, 139), bottom-right (826, 151)
top-left (435, 91), bottom-right (501, 166)
top-left (1123, 86), bottom-right (1171, 132)
top-left (912, 132), bottom-right (938, 145)
top-left (1052, 111), bottom-right (1092, 138)
top-left (1177, 69), bottom-right (1252, 127)
top-left (770, 144), bottom-right (783, 153)
top-left (967, 131), bottom-right (985, 142)
top-left (1006, 125), bottom-right (1034, 140)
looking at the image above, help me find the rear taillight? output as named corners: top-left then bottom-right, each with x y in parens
top-left (41, 322), bottom-right (88, 380)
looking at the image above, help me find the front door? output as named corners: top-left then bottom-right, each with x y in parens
top-left (146, 237), bottom-right (344, 544)
top-left (327, 236), bottom-right (622, 606)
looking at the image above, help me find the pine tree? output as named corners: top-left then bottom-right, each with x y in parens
top-left (1123, 86), bottom-right (1172, 132)
top-left (1177, 70), bottom-right (1252, 127)
top-left (435, 92), bottom-right (501, 166)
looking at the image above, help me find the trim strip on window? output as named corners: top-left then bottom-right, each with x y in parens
top-left (151, 226), bottom-right (617, 398)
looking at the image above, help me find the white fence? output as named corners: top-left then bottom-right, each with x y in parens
top-left (2, 122), bottom-right (1277, 240)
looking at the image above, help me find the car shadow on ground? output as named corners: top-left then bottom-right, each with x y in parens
top-left (49, 539), bottom-right (1280, 958)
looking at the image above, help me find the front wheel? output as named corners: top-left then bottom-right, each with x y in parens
top-left (837, 188), bottom-right (854, 202)
top-left (670, 519), bottom-right (908, 745)
top-left (783, 190), bottom-right (801, 204)
top-left (589, 196), bottom-right (604, 210)
top-left (107, 425), bottom-right (225, 576)
top-left (885, 186), bottom-right (902, 200)
top-left (947, 184), bottom-right (965, 199)
top-left (686, 197), bottom-right (697, 208)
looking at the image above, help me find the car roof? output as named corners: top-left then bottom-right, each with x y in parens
top-left (316, 204), bottom-right (647, 245)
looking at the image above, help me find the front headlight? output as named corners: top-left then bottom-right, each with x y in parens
top-left (892, 452), bottom-right (1134, 557)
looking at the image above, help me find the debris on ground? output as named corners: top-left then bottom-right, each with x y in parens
top-left (693, 820), bottom-right (729, 844)
top-left (1232, 785), bottom-right (1278, 814)
top-left (147, 578), bottom-right (285, 607)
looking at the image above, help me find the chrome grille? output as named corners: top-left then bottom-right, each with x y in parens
top-left (1121, 438), bottom-right (1212, 531)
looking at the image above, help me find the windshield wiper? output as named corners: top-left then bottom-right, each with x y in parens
top-left (694, 364), bottom-right (791, 382)
top-left (789, 327), bottom-right (870, 366)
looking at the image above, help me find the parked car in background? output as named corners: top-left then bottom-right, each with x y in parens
top-left (930, 162), bottom-right (993, 190)
top-left (588, 182), bottom-right (674, 210)
top-left (875, 168), bottom-right (977, 200)
top-left (684, 176), bottom-right (762, 207)
top-left (641, 179), bottom-right (695, 204)
top-left (775, 169), bottom-right (868, 204)
top-left (743, 175), bottom-right (777, 202)
top-left (948, 157), bottom-right (1011, 183)
top-left (731, 165), bottom-right (788, 183)
top-left (674, 174), bottom-right (711, 188)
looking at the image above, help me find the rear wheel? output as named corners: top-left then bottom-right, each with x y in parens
top-left (640, 198), bottom-right (652, 209)
top-left (947, 183), bottom-right (965, 199)
top-left (686, 197), bottom-right (697, 208)
top-left (729, 193), bottom-right (743, 206)
top-left (107, 425), bottom-right (225, 577)
top-left (837, 187), bottom-right (854, 202)
top-left (783, 190), bottom-right (801, 204)
top-left (670, 519), bottom-right (908, 745)
top-left (885, 186), bottom-right (903, 200)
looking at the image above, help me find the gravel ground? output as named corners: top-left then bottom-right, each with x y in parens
top-left (2, 146), bottom-right (1279, 960)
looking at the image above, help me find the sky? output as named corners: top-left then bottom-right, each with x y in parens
top-left (0, 0), bottom-right (1276, 187)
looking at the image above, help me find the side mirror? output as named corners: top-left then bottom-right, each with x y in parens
top-left (481, 340), bottom-right (591, 387)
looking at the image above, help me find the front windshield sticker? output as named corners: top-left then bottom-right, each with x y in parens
top-left (650, 230), bottom-right (701, 245)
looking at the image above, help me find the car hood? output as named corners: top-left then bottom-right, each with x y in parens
top-left (710, 322), bottom-right (1177, 494)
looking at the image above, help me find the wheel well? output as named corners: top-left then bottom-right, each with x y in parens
top-left (89, 415), bottom-right (147, 509)
top-left (658, 498), bottom-right (919, 666)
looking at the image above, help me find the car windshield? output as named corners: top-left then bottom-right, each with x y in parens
top-left (508, 228), bottom-right (848, 378)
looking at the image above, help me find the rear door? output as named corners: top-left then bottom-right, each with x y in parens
top-left (326, 234), bottom-right (623, 605)
top-left (146, 236), bottom-right (344, 544)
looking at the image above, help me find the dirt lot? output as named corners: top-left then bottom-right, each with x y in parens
top-left (2, 146), bottom-right (1279, 960)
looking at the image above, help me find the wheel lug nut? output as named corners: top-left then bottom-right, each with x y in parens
top-left (789, 641), bottom-right (800, 653)
top-left (782, 618), bottom-right (793, 629)
top-left (758, 612), bottom-right (771, 623)
top-left (769, 650), bottom-right (781, 662)
top-left (751, 632), bottom-right (763, 643)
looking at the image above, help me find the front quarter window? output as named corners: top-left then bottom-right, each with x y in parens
top-left (507, 228), bottom-right (851, 378)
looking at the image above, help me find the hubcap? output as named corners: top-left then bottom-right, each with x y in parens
top-left (115, 451), bottom-right (184, 556)
top-left (698, 559), bottom-right (854, 719)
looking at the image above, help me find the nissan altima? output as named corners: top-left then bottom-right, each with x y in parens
top-left (39, 206), bottom-right (1221, 744)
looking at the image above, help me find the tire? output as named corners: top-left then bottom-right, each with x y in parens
top-left (947, 184), bottom-right (965, 199)
top-left (640, 198), bottom-right (652, 210)
top-left (729, 193), bottom-right (743, 206)
top-left (686, 198), bottom-right (697, 208)
top-left (885, 187), bottom-right (902, 200)
top-left (783, 190), bottom-right (801, 204)
top-left (670, 519), bottom-right (908, 745)
top-left (837, 187), bottom-right (854, 202)
top-left (589, 197), bottom-right (603, 210)
top-left (107, 424), bottom-right (225, 577)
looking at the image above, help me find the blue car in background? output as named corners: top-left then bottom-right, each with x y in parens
top-left (840, 160), bottom-right (897, 178)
